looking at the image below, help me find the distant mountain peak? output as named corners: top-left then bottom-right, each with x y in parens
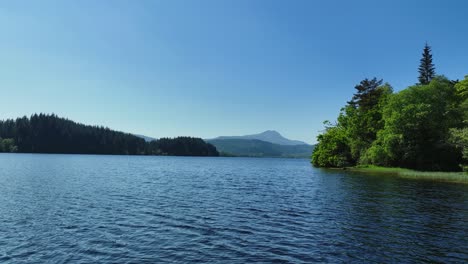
top-left (260, 130), bottom-right (281, 135)
top-left (211, 130), bottom-right (309, 146)
top-left (134, 134), bottom-right (157, 142)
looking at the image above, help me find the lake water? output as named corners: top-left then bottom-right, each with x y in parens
top-left (0, 154), bottom-right (467, 263)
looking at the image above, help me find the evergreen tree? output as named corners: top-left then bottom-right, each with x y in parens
top-left (418, 43), bottom-right (436, 85)
top-left (0, 114), bottom-right (219, 156)
top-left (345, 78), bottom-right (392, 162)
top-left (347, 78), bottom-right (384, 110)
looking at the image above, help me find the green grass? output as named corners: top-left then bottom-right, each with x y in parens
top-left (349, 165), bottom-right (468, 184)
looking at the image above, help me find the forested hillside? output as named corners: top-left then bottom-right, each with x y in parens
top-left (208, 138), bottom-right (313, 158)
top-left (0, 114), bottom-right (219, 156)
top-left (312, 44), bottom-right (467, 171)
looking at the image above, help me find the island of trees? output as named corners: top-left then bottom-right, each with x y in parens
top-left (312, 44), bottom-right (467, 172)
top-left (0, 114), bottom-right (219, 156)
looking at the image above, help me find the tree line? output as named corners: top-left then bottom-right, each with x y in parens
top-left (0, 114), bottom-right (219, 156)
top-left (312, 44), bottom-right (468, 171)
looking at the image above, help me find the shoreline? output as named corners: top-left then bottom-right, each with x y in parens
top-left (338, 165), bottom-right (468, 184)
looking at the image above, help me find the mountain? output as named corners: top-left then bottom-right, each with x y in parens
top-left (207, 139), bottom-right (314, 158)
top-left (212, 130), bottom-right (308, 146)
top-left (134, 134), bottom-right (157, 142)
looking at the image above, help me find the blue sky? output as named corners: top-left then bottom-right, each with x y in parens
top-left (1, 0), bottom-right (467, 143)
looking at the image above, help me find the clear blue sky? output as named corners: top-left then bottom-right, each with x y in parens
top-left (1, 0), bottom-right (467, 144)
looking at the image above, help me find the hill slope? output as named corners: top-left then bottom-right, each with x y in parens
top-left (207, 138), bottom-right (314, 158)
top-left (212, 130), bottom-right (308, 146)
top-left (0, 114), bottom-right (218, 156)
top-left (134, 134), bottom-right (157, 142)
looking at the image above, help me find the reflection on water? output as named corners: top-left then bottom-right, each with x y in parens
top-left (0, 154), bottom-right (466, 263)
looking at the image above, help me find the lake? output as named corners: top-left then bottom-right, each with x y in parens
top-left (0, 154), bottom-right (467, 263)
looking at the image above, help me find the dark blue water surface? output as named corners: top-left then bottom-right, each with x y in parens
top-left (0, 154), bottom-right (467, 263)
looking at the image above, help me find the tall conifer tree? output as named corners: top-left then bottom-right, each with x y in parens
top-left (418, 43), bottom-right (436, 85)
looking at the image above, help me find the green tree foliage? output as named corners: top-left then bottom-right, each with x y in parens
top-left (312, 74), bottom-right (466, 171)
top-left (454, 75), bottom-right (468, 123)
top-left (418, 43), bottom-right (436, 85)
top-left (0, 114), bottom-right (219, 156)
top-left (312, 78), bottom-right (392, 167)
top-left (345, 79), bottom-right (393, 161)
top-left (449, 128), bottom-right (468, 171)
top-left (347, 78), bottom-right (384, 109)
top-left (313, 46), bottom-right (466, 171)
top-left (455, 75), bottom-right (468, 99)
top-left (311, 121), bottom-right (352, 168)
top-left (449, 75), bottom-right (468, 170)
top-left (367, 77), bottom-right (462, 171)
top-left (0, 138), bottom-right (17, 152)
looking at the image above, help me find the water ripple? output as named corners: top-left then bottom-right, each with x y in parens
top-left (0, 154), bottom-right (467, 263)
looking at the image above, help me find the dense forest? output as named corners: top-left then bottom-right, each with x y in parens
top-left (0, 114), bottom-right (219, 156)
top-left (312, 44), bottom-right (468, 172)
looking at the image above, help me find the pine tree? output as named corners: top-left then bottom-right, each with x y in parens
top-left (418, 43), bottom-right (436, 85)
top-left (347, 77), bottom-right (383, 110)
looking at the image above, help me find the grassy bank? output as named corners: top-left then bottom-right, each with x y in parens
top-left (348, 165), bottom-right (468, 184)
